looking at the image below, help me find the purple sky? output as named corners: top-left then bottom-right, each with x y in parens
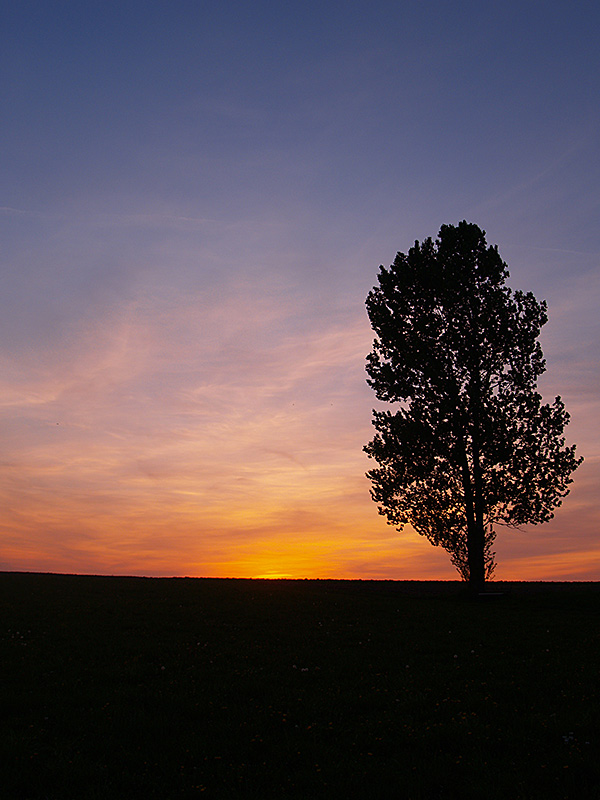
top-left (1, 1), bottom-right (598, 579)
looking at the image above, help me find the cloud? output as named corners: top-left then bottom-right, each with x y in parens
top-left (0, 206), bottom-right (30, 215)
top-left (1, 254), bottom-right (597, 580)
top-left (0, 272), bottom-right (382, 575)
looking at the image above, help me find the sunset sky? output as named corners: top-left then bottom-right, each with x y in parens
top-left (1, 0), bottom-right (599, 580)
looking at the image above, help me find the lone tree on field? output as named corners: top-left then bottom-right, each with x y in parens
top-left (364, 221), bottom-right (582, 593)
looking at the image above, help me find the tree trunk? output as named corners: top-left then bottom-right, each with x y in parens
top-left (456, 358), bottom-right (487, 594)
top-left (463, 358), bottom-right (487, 595)
top-left (457, 439), bottom-right (485, 593)
top-left (469, 428), bottom-right (486, 595)
top-left (467, 522), bottom-right (486, 594)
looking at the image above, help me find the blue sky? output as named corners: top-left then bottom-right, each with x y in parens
top-left (1, 0), bottom-right (598, 578)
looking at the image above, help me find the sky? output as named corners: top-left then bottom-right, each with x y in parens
top-left (1, 0), bottom-right (599, 580)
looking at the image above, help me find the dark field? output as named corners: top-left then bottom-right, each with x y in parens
top-left (1, 573), bottom-right (599, 798)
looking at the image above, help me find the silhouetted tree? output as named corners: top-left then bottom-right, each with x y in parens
top-left (364, 222), bottom-right (582, 593)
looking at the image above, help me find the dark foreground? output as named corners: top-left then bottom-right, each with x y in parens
top-left (1, 574), bottom-right (599, 799)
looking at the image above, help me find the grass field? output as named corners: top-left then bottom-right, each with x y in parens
top-left (1, 573), bottom-right (599, 798)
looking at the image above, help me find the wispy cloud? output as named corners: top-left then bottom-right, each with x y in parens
top-left (0, 278), bottom-right (382, 576)
top-left (0, 206), bottom-right (30, 215)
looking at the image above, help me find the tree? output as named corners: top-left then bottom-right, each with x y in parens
top-left (364, 222), bottom-right (582, 593)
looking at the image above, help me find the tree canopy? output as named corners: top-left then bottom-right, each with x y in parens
top-left (364, 222), bottom-right (582, 591)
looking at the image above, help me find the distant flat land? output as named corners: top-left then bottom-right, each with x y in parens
top-left (1, 573), bottom-right (599, 798)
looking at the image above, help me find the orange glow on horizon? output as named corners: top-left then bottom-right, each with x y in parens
top-left (0, 279), bottom-right (597, 583)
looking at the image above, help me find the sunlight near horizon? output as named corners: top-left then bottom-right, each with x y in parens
top-left (252, 572), bottom-right (296, 580)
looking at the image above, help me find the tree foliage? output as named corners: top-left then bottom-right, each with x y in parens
top-left (364, 222), bottom-right (582, 590)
